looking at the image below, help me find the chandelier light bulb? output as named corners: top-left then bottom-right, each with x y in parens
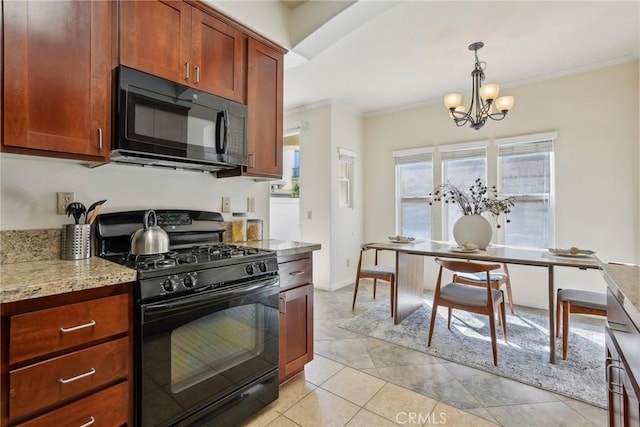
top-left (444, 93), bottom-right (462, 109)
top-left (495, 96), bottom-right (514, 112)
top-left (479, 83), bottom-right (500, 101)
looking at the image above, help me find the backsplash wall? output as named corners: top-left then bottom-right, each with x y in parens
top-left (0, 154), bottom-right (271, 231)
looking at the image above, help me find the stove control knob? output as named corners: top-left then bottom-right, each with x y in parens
top-left (258, 262), bottom-right (267, 273)
top-left (162, 278), bottom-right (178, 293)
top-left (245, 264), bottom-right (254, 275)
top-left (183, 274), bottom-right (197, 288)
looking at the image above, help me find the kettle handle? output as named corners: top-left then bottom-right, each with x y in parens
top-left (144, 210), bottom-right (157, 230)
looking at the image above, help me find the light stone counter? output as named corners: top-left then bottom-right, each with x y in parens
top-left (242, 239), bottom-right (321, 257)
top-left (0, 257), bottom-right (137, 303)
top-left (602, 263), bottom-right (640, 329)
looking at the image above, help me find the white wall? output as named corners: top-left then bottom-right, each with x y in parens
top-left (0, 154), bottom-right (271, 231)
top-left (330, 103), bottom-right (364, 290)
top-left (363, 61), bottom-right (639, 309)
top-left (285, 102), bottom-right (364, 291)
top-left (286, 104), bottom-right (333, 289)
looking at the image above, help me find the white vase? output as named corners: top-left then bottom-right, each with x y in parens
top-left (453, 215), bottom-right (493, 249)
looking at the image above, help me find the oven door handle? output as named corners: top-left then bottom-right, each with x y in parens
top-left (143, 277), bottom-right (279, 315)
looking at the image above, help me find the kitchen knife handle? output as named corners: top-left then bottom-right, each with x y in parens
top-left (97, 128), bottom-right (103, 150)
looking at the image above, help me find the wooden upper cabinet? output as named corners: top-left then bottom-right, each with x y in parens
top-left (2, 0), bottom-right (111, 160)
top-left (191, 9), bottom-right (246, 102)
top-left (119, 0), bottom-right (191, 84)
top-left (247, 39), bottom-right (284, 178)
top-left (120, 0), bottom-right (246, 103)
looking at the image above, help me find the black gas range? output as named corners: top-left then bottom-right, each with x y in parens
top-left (96, 210), bottom-right (280, 427)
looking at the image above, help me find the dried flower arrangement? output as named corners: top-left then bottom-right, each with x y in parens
top-left (429, 178), bottom-right (516, 227)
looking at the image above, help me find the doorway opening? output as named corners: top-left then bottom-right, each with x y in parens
top-left (269, 132), bottom-right (300, 240)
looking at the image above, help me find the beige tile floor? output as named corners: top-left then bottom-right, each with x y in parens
top-left (242, 282), bottom-right (608, 427)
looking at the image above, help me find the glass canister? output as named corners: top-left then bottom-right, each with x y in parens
top-left (247, 219), bottom-right (263, 241)
top-left (231, 213), bottom-right (247, 242)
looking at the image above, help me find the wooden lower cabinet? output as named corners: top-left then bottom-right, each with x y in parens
top-left (278, 253), bottom-right (314, 383)
top-left (606, 288), bottom-right (640, 427)
top-left (1, 284), bottom-right (132, 426)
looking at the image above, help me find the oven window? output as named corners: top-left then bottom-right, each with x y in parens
top-left (171, 304), bottom-right (264, 394)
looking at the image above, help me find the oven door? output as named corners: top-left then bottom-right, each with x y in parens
top-left (137, 276), bottom-right (279, 427)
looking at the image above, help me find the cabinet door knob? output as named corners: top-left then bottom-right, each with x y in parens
top-left (97, 128), bottom-right (103, 150)
top-left (289, 271), bottom-right (305, 276)
top-left (185, 62), bottom-right (190, 80)
top-left (195, 66), bottom-right (201, 84)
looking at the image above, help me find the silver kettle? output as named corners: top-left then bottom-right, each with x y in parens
top-left (130, 210), bottom-right (170, 255)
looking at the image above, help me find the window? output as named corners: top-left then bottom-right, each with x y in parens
top-left (394, 132), bottom-right (555, 248)
top-left (440, 145), bottom-right (487, 241)
top-left (338, 148), bottom-right (355, 208)
top-left (497, 134), bottom-right (555, 248)
top-left (394, 148), bottom-right (433, 240)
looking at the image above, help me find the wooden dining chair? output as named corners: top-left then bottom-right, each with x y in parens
top-left (453, 263), bottom-right (515, 313)
top-left (555, 288), bottom-right (607, 360)
top-left (428, 258), bottom-right (507, 366)
top-left (352, 244), bottom-right (395, 317)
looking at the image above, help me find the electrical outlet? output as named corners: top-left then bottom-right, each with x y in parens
top-left (222, 197), bottom-right (231, 213)
top-left (247, 197), bottom-right (255, 212)
top-left (57, 192), bottom-right (75, 215)
top-left (346, 259), bottom-right (350, 267)
top-left (307, 211), bottom-right (312, 220)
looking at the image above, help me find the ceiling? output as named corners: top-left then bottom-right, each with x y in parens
top-left (281, 1), bottom-right (640, 116)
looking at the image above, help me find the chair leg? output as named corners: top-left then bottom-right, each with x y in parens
top-left (447, 307), bottom-right (452, 329)
top-left (505, 282), bottom-right (515, 314)
top-left (489, 309), bottom-right (499, 366)
top-left (500, 298), bottom-right (507, 342)
top-left (373, 278), bottom-right (378, 300)
top-left (427, 302), bottom-right (438, 347)
top-left (351, 277), bottom-right (361, 311)
top-left (562, 301), bottom-right (570, 360)
top-left (555, 296), bottom-right (562, 338)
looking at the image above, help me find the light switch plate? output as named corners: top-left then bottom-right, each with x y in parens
top-left (247, 197), bottom-right (255, 212)
top-left (222, 197), bottom-right (231, 213)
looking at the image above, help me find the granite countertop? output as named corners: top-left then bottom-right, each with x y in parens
top-left (0, 257), bottom-right (137, 303)
top-left (602, 262), bottom-right (640, 329)
top-left (242, 239), bottom-right (321, 257)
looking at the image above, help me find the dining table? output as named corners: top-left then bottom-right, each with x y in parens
top-left (365, 240), bottom-right (603, 363)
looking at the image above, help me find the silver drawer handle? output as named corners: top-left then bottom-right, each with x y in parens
top-left (289, 271), bottom-right (306, 276)
top-left (79, 416), bottom-right (96, 427)
top-left (59, 368), bottom-right (96, 384)
top-left (60, 320), bottom-right (96, 333)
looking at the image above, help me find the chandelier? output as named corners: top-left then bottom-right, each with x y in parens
top-left (444, 42), bottom-right (514, 130)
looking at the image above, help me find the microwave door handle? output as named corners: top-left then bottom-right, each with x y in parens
top-left (221, 110), bottom-right (229, 154)
top-left (215, 111), bottom-right (225, 153)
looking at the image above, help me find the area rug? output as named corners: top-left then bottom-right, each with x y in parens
top-left (340, 298), bottom-right (606, 408)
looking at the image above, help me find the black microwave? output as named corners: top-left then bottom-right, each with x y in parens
top-left (112, 66), bottom-right (247, 172)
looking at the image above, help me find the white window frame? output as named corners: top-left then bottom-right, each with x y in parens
top-left (393, 132), bottom-right (556, 248)
top-left (495, 132), bottom-right (556, 247)
top-left (393, 147), bottom-right (433, 238)
top-left (338, 147), bottom-right (356, 208)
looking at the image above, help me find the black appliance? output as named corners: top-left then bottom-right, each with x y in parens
top-left (96, 210), bottom-right (279, 427)
top-left (112, 66), bottom-right (248, 173)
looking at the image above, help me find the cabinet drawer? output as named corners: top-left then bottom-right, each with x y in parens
top-left (16, 380), bottom-right (129, 427)
top-left (279, 258), bottom-right (312, 291)
top-left (10, 293), bottom-right (129, 364)
top-left (9, 337), bottom-right (129, 420)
